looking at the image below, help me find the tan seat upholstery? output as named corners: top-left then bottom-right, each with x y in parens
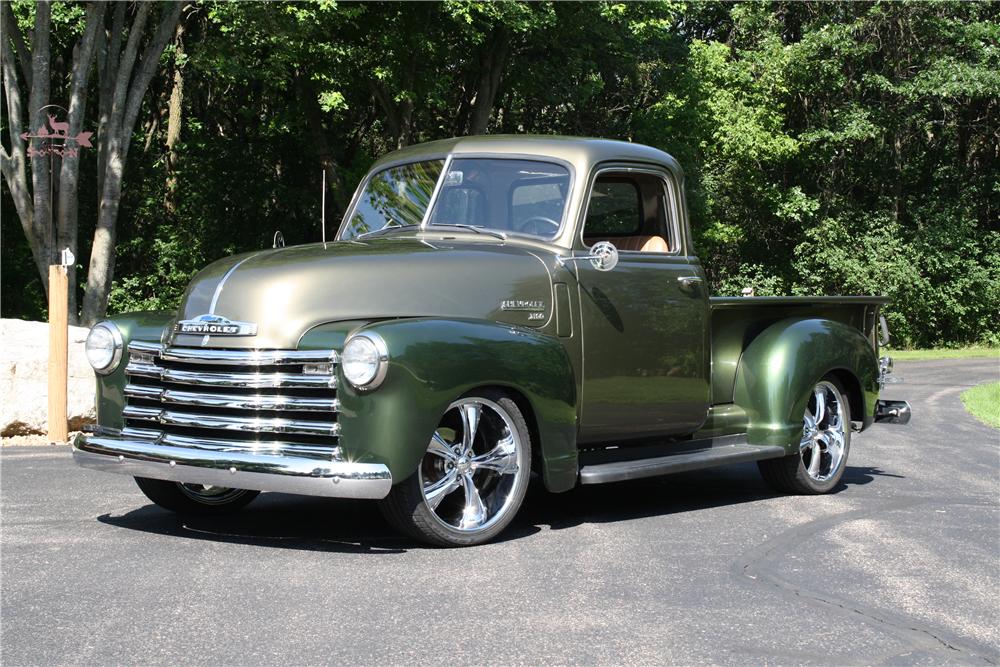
top-left (585, 235), bottom-right (669, 253)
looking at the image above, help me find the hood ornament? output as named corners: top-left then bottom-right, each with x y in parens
top-left (175, 314), bottom-right (258, 336)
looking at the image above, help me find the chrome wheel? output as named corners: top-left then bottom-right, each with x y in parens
top-left (176, 483), bottom-right (250, 506)
top-left (800, 381), bottom-right (847, 482)
top-left (419, 397), bottom-right (524, 533)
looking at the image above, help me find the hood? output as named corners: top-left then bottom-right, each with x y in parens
top-left (169, 237), bottom-right (556, 349)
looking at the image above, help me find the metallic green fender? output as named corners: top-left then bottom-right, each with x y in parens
top-left (733, 317), bottom-right (879, 452)
top-left (95, 311), bottom-right (176, 429)
top-left (337, 318), bottom-right (578, 493)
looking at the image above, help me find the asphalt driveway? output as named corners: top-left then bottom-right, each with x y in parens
top-left (2, 358), bottom-right (998, 665)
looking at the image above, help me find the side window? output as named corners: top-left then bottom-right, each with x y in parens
top-left (583, 171), bottom-right (679, 253)
top-left (584, 179), bottom-right (642, 237)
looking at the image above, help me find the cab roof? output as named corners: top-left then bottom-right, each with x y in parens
top-left (370, 135), bottom-right (684, 182)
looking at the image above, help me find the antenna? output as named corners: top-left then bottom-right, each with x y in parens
top-left (321, 169), bottom-right (326, 244)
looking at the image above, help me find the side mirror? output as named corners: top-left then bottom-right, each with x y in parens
top-left (556, 241), bottom-right (619, 272)
top-left (273, 230), bottom-right (285, 249)
top-left (588, 241), bottom-right (619, 272)
top-left (878, 314), bottom-right (890, 346)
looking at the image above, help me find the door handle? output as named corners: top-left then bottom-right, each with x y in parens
top-left (677, 276), bottom-right (703, 286)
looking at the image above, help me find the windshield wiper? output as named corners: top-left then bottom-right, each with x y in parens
top-left (430, 224), bottom-right (507, 240)
top-left (353, 225), bottom-right (416, 241)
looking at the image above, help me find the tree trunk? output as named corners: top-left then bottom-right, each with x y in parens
top-left (467, 28), bottom-right (510, 136)
top-left (96, 1), bottom-right (126, 199)
top-left (82, 1), bottom-right (182, 326)
top-left (57, 2), bottom-right (105, 325)
top-left (1, 1), bottom-right (32, 88)
top-left (296, 77), bottom-right (349, 221)
top-left (164, 18), bottom-right (185, 214)
top-left (0, 5), bottom-right (39, 278)
top-left (27, 0), bottom-right (52, 291)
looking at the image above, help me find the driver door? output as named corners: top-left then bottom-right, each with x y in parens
top-left (576, 168), bottom-right (710, 444)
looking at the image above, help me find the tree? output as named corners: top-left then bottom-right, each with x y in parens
top-left (1, 0), bottom-right (181, 325)
top-left (82, 1), bottom-right (182, 325)
top-left (3, 1), bottom-right (995, 347)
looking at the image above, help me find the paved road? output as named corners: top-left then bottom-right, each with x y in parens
top-left (3, 359), bottom-right (998, 665)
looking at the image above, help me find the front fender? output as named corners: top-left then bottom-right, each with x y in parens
top-left (337, 318), bottom-right (578, 492)
top-left (97, 311), bottom-right (176, 429)
top-left (733, 318), bottom-right (879, 452)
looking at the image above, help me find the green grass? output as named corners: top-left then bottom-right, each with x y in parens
top-left (961, 382), bottom-right (1000, 429)
top-left (886, 347), bottom-right (999, 361)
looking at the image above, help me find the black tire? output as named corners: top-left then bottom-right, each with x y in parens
top-left (134, 477), bottom-right (260, 515)
top-left (379, 389), bottom-right (533, 547)
top-left (758, 374), bottom-right (852, 494)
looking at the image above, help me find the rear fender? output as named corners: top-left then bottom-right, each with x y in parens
top-left (733, 318), bottom-right (879, 453)
top-left (338, 318), bottom-right (578, 492)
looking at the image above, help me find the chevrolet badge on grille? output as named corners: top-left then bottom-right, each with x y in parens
top-left (174, 314), bottom-right (257, 336)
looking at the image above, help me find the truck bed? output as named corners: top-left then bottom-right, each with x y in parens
top-left (709, 296), bottom-right (888, 405)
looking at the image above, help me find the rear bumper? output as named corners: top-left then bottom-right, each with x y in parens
top-left (72, 432), bottom-right (392, 499)
top-left (874, 399), bottom-right (911, 425)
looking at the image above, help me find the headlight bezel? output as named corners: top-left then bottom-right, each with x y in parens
top-left (86, 320), bottom-right (124, 375)
top-left (341, 331), bottom-right (389, 391)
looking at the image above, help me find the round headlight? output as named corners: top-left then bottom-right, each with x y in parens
top-left (85, 321), bottom-right (124, 374)
top-left (341, 332), bottom-right (388, 390)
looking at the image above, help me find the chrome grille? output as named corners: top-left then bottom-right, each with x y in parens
top-left (122, 341), bottom-right (341, 460)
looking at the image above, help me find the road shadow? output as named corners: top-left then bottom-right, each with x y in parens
top-left (97, 462), bottom-right (902, 551)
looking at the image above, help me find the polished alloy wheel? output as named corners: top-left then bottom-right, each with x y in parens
top-left (176, 483), bottom-right (250, 506)
top-left (419, 397), bottom-right (524, 533)
top-left (799, 380), bottom-right (847, 482)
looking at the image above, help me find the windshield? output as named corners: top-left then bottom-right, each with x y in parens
top-left (340, 160), bottom-right (444, 239)
top-left (339, 157), bottom-right (571, 240)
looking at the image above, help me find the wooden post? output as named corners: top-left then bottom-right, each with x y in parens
top-left (47, 264), bottom-right (69, 443)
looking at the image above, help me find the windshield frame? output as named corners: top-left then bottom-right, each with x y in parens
top-left (337, 152), bottom-right (576, 243)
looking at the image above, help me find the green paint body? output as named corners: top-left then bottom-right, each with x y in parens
top-left (92, 137), bottom-right (888, 493)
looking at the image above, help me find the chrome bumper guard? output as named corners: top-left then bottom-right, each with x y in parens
top-left (874, 399), bottom-right (912, 425)
top-left (72, 431), bottom-right (393, 500)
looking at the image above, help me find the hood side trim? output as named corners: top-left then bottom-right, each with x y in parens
top-left (203, 254), bottom-right (258, 346)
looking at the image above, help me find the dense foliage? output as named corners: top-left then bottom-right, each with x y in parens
top-left (3, 1), bottom-right (997, 347)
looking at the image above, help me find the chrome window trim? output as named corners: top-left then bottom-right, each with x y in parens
top-left (576, 164), bottom-right (685, 257)
top-left (337, 152), bottom-right (577, 243)
top-left (419, 154), bottom-right (454, 230)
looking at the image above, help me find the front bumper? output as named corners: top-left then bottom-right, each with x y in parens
top-left (72, 431), bottom-right (393, 499)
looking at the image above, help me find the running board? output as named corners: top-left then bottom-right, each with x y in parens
top-left (579, 435), bottom-right (786, 485)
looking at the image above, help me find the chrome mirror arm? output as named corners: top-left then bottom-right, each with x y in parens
top-left (557, 241), bottom-right (619, 272)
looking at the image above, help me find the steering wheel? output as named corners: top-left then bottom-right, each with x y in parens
top-left (515, 215), bottom-right (561, 236)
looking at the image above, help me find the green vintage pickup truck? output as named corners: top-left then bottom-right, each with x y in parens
top-left (75, 136), bottom-right (910, 546)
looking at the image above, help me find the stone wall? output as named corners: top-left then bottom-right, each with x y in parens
top-left (1, 319), bottom-right (96, 438)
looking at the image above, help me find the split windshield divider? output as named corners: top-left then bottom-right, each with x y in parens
top-left (419, 155), bottom-right (453, 231)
